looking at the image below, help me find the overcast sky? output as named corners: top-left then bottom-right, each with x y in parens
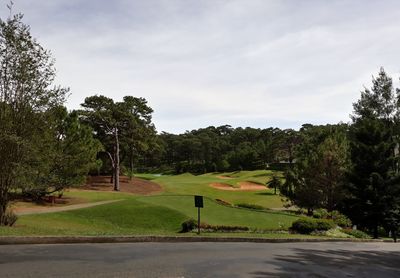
top-left (2, 0), bottom-right (400, 133)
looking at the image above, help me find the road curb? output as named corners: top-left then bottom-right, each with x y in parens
top-left (0, 236), bottom-right (393, 245)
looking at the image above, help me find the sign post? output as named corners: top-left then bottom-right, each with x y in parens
top-left (194, 195), bottom-right (203, 235)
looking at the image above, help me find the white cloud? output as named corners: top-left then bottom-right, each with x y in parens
top-left (2, 0), bottom-right (400, 133)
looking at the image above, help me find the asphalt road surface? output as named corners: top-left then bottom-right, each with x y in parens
top-left (0, 242), bottom-right (399, 277)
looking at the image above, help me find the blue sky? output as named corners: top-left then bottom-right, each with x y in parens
top-left (2, 0), bottom-right (400, 133)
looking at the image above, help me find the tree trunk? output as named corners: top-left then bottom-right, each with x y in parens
top-left (0, 189), bottom-right (9, 226)
top-left (373, 225), bottom-right (378, 239)
top-left (0, 203), bottom-right (6, 225)
top-left (114, 128), bottom-right (120, 191)
top-left (129, 149), bottom-right (134, 181)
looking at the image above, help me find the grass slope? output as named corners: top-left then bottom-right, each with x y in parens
top-left (138, 195), bottom-right (297, 230)
top-left (0, 198), bottom-right (187, 236)
top-left (1, 195), bottom-right (296, 236)
top-left (1, 171), bottom-right (297, 236)
top-left (142, 170), bottom-right (284, 208)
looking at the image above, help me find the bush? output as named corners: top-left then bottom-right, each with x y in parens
top-left (315, 219), bottom-right (335, 231)
top-left (290, 218), bottom-right (335, 234)
top-left (200, 224), bottom-right (249, 232)
top-left (1, 209), bottom-right (18, 227)
top-left (342, 229), bottom-right (370, 239)
top-left (180, 219), bottom-right (197, 233)
top-left (291, 219), bottom-right (318, 234)
top-left (313, 209), bottom-right (328, 219)
top-left (180, 219), bottom-right (250, 233)
top-left (312, 210), bottom-right (352, 228)
top-left (236, 203), bottom-right (264, 210)
top-left (331, 211), bottom-right (352, 228)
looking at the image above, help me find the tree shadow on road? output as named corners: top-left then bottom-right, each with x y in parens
top-left (250, 248), bottom-right (400, 278)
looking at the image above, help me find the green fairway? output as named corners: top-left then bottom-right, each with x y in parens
top-left (138, 195), bottom-right (297, 230)
top-left (0, 198), bottom-right (187, 236)
top-left (140, 170), bottom-right (284, 208)
top-left (0, 170), bottom-right (299, 237)
top-left (0, 195), bottom-right (297, 236)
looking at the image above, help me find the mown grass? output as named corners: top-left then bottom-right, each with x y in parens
top-left (148, 170), bottom-right (284, 208)
top-left (0, 170), bottom-right (297, 237)
top-left (138, 195), bottom-right (297, 230)
top-left (0, 199), bottom-right (187, 236)
top-left (0, 193), bottom-right (296, 236)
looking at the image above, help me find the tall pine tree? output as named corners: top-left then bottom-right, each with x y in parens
top-left (346, 68), bottom-right (400, 239)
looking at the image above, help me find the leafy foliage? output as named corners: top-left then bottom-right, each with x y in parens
top-left (1, 209), bottom-right (17, 227)
top-left (180, 219), bottom-right (250, 233)
top-left (280, 124), bottom-right (349, 214)
top-left (21, 108), bottom-right (102, 200)
top-left (342, 229), bottom-right (371, 239)
top-left (345, 68), bottom-right (400, 238)
top-left (267, 174), bottom-right (282, 195)
top-left (155, 126), bottom-right (300, 174)
top-left (290, 218), bottom-right (335, 234)
top-left (0, 12), bottom-right (68, 224)
top-left (79, 95), bottom-right (156, 191)
top-left (180, 219), bottom-right (197, 233)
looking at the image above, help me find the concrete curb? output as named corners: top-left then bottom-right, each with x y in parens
top-left (0, 236), bottom-right (394, 245)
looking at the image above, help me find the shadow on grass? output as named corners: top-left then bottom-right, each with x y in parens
top-left (255, 192), bottom-right (276, 196)
top-left (250, 248), bottom-right (400, 277)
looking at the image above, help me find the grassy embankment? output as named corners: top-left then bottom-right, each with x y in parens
top-left (138, 170), bottom-right (284, 208)
top-left (0, 170), bottom-right (305, 237)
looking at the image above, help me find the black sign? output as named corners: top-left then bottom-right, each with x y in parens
top-left (194, 195), bottom-right (203, 208)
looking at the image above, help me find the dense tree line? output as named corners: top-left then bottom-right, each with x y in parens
top-left (280, 69), bottom-right (400, 239)
top-left (139, 126), bottom-right (300, 174)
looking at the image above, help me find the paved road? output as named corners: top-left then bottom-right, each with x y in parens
top-left (0, 242), bottom-right (399, 277)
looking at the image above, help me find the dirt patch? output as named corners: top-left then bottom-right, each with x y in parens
top-left (85, 176), bottom-right (162, 195)
top-left (210, 181), bottom-right (266, 191)
top-left (217, 175), bottom-right (233, 180)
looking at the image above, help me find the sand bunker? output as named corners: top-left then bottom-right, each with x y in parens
top-left (210, 181), bottom-right (266, 191)
top-left (210, 182), bottom-right (235, 190)
top-left (237, 181), bottom-right (267, 191)
top-left (217, 175), bottom-right (233, 180)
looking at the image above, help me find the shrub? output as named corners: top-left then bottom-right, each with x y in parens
top-left (342, 229), bottom-right (370, 239)
top-left (312, 210), bottom-right (352, 228)
top-left (313, 209), bottom-right (328, 219)
top-left (200, 224), bottom-right (249, 232)
top-left (323, 227), bottom-right (353, 238)
top-left (330, 211), bottom-right (352, 228)
top-left (2, 209), bottom-right (18, 227)
top-left (236, 203), bottom-right (264, 210)
top-left (291, 219), bottom-right (318, 234)
top-left (290, 218), bottom-right (335, 234)
top-left (180, 219), bottom-right (250, 233)
top-left (180, 219), bottom-right (197, 233)
top-left (315, 219), bottom-right (335, 231)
